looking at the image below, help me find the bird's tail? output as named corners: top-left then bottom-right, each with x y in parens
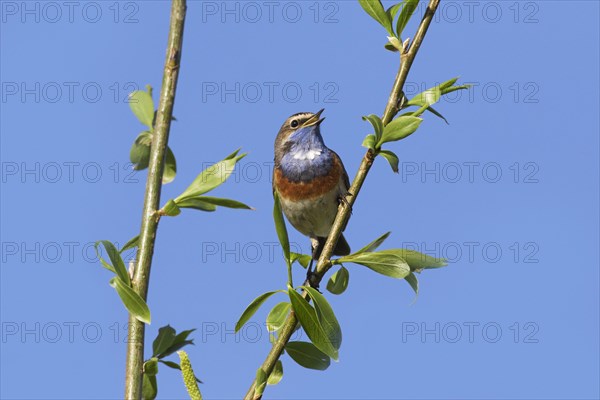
top-left (315, 234), bottom-right (351, 259)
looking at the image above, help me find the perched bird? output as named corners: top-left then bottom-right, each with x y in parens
top-left (273, 109), bottom-right (351, 277)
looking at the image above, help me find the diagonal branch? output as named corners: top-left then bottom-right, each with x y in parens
top-left (243, 1), bottom-right (440, 398)
top-left (124, 1), bottom-right (187, 398)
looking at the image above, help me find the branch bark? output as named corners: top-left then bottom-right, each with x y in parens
top-left (124, 1), bottom-right (187, 398)
top-left (243, 1), bottom-right (440, 398)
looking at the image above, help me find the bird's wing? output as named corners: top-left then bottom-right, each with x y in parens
top-left (331, 150), bottom-right (350, 191)
top-left (331, 150), bottom-right (352, 233)
top-left (272, 167), bottom-right (276, 197)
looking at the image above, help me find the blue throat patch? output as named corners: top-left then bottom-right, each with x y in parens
top-left (280, 126), bottom-right (333, 183)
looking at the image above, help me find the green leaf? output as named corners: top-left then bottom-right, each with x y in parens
top-left (288, 288), bottom-right (338, 360)
top-left (267, 360), bottom-right (283, 385)
top-left (378, 249), bottom-right (447, 270)
top-left (439, 76), bottom-right (459, 90)
top-left (174, 328), bottom-right (196, 342)
top-left (442, 84), bottom-right (471, 95)
top-left (130, 132), bottom-right (152, 171)
top-left (362, 134), bottom-right (377, 150)
top-left (144, 357), bottom-right (159, 376)
top-left (386, 3), bottom-right (402, 20)
top-left (120, 235), bottom-right (140, 254)
top-left (386, 35), bottom-right (403, 51)
top-left (397, 0), bottom-right (420, 37)
top-left (385, 42), bottom-right (400, 52)
top-left (175, 152), bottom-right (246, 201)
top-left (159, 360), bottom-right (180, 369)
top-left (224, 148), bottom-right (241, 160)
top-left (175, 197), bottom-right (217, 212)
top-left (172, 195), bottom-right (252, 212)
top-left (403, 78), bottom-right (469, 123)
top-left (109, 277), bottom-right (151, 324)
top-left (152, 325), bottom-right (177, 357)
top-left (405, 272), bottom-right (419, 295)
top-left (412, 104), bottom-right (429, 118)
top-left (379, 150), bottom-right (400, 173)
top-left (337, 251), bottom-right (410, 279)
top-left (95, 241), bottom-right (130, 286)
top-left (235, 291), bottom-right (279, 332)
top-left (406, 86), bottom-right (441, 108)
top-left (356, 231), bottom-right (392, 254)
top-left (326, 266), bottom-right (350, 295)
top-left (158, 328), bottom-right (195, 359)
top-left (194, 196), bottom-right (253, 210)
top-left (172, 328), bottom-right (196, 345)
top-left (379, 115), bottom-right (422, 144)
top-left (291, 253), bottom-right (312, 269)
top-left (266, 302), bottom-right (291, 332)
top-left (362, 114), bottom-right (384, 141)
top-left (273, 193), bottom-right (290, 265)
top-left (160, 199), bottom-right (181, 216)
top-left (439, 77), bottom-right (471, 95)
top-left (129, 90), bottom-right (155, 129)
top-left (426, 106), bottom-right (449, 124)
top-left (285, 341), bottom-right (331, 371)
top-left (142, 372), bottom-right (158, 400)
top-left (95, 246), bottom-right (116, 273)
top-left (254, 368), bottom-right (267, 399)
top-left (162, 146), bottom-right (177, 184)
top-left (304, 286), bottom-right (342, 351)
top-left (358, 0), bottom-right (394, 35)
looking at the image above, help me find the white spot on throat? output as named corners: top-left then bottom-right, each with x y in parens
top-left (292, 148), bottom-right (322, 161)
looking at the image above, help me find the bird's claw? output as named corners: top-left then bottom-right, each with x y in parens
top-left (304, 270), bottom-right (321, 292)
top-left (339, 192), bottom-right (352, 213)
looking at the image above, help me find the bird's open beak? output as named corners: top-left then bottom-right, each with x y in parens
top-left (302, 108), bottom-right (325, 127)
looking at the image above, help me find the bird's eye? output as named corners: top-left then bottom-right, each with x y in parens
top-left (290, 120), bottom-right (299, 128)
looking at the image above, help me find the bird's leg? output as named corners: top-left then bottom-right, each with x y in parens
top-left (305, 237), bottom-right (320, 289)
top-left (339, 192), bottom-right (353, 214)
top-left (307, 237), bottom-right (319, 275)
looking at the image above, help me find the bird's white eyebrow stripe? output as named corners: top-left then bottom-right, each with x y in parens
top-left (290, 112), bottom-right (313, 119)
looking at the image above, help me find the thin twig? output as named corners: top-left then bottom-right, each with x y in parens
top-left (243, 1), bottom-right (440, 398)
top-left (124, 1), bottom-right (187, 398)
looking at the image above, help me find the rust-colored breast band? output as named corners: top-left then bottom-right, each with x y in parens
top-left (275, 159), bottom-right (342, 202)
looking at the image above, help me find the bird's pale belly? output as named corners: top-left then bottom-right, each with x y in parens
top-left (278, 189), bottom-right (340, 237)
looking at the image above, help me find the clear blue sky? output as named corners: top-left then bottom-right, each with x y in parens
top-left (1, 1), bottom-right (599, 399)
